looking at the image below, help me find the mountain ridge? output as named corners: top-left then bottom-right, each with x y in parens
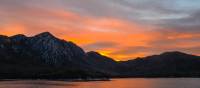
top-left (0, 32), bottom-right (200, 78)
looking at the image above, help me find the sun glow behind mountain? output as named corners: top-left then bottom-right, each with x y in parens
top-left (0, 0), bottom-right (199, 60)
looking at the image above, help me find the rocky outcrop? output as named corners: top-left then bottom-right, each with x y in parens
top-left (27, 32), bottom-right (86, 65)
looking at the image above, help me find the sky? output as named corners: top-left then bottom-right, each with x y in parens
top-left (0, 0), bottom-right (199, 61)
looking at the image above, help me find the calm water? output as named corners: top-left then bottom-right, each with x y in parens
top-left (0, 78), bottom-right (200, 88)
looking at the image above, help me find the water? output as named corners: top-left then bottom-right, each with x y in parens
top-left (0, 78), bottom-right (200, 88)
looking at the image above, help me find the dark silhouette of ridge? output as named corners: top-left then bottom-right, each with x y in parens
top-left (0, 32), bottom-right (200, 79)
top-left (121, 51), bottom-right (200, 77)
top-left (0, 32), bottom-right (107, 79)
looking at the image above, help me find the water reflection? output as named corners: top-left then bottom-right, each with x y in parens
top-left (0, 80), bottom-right (75, 88)
top-left (0, 78), bottom-right (200, 88)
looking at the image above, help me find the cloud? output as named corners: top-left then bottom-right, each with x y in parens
top-left (0, 0), bottom-right (199, 60)
top-left (83, 42), bottom-right (118, 51)
top-left (109, 31), bottom-right (200, 60)
top-left (158, 11), bottom-right (200, 33)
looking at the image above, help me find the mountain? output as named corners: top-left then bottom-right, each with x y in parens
top-left (27, 32), bottom-right (87, 65)
top-left (0, 32), bottom-right (107, 79)
top-left (0, 32), bottom-right (200, 79)
top-left (121, 51), bottom-right (200, 77)
top-left (86, 51), bottom-right (124, 76)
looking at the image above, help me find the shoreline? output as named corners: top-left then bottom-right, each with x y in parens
top-left (1, 77), bottom-right (200, 82)
top-left (0, 78), bottom-right (110, 82)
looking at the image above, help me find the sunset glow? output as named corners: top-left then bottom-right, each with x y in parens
top-left (0, 0), bottom-right (199, 61)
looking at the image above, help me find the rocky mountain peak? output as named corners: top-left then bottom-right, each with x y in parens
top-left (10, 34), bottom-right (27, 42)
top-left (25, 32), bottom-right (86, 65)
top-left (38, 32), bottom-right (53, 36)
top-left (33, 32), bottom-right (56, 40)
top-left (11, 34), bottom-right (26, 38)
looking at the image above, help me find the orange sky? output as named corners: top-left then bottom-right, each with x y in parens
top-left (0, 0), bottom-right (199, 61)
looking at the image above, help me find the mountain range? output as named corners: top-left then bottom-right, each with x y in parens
top-left (0, 32), bottom-right (200, 79)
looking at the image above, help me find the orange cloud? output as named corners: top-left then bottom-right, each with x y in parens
top-left (1, 9), bottom-right (199, 61)
top-left (0, 22), bottom-right (27, 36)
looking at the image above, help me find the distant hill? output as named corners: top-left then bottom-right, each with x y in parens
top-left (86, 51), bottom-right (124, 76)
top-left (120, 51), bottom-right (200, 77)
top-left (0, 32), bottom-right (200, 79)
